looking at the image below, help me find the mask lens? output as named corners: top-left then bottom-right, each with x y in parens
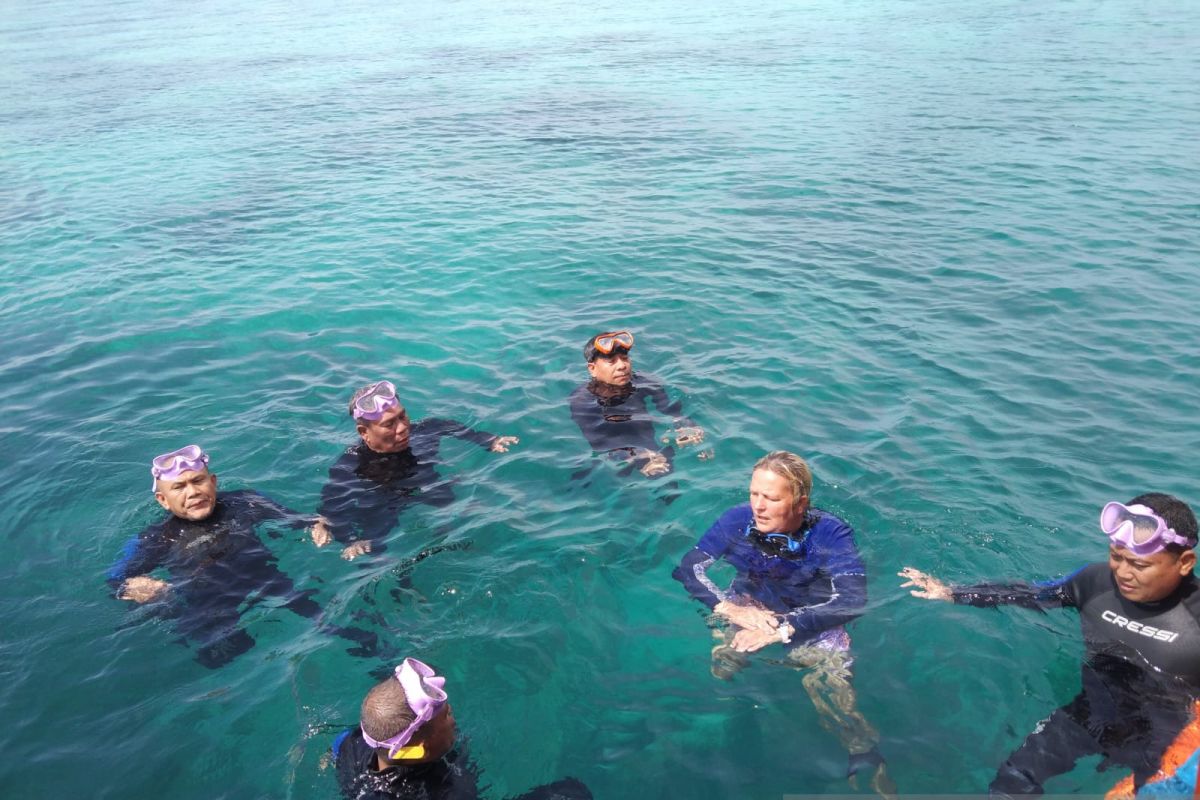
top-left (357, 382), bottom-right (397, 413)
top-left (153, 445), bottom-right (201, 472)
top-left (1131, 515), bottom-right (1160, 544)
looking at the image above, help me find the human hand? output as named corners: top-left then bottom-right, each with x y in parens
top-left (714, 600), bottom-right (779, 632)
top-left (489, 435), bottom-right (519, 453)
top-left (898, 567), bottom-right (953, 601)
top-left (730, 626), bottom-right (781, 653)
top-left (310, 516), bottom-right (332, 547)
top-left (636, 449), bottom-right (671, 477)
top-left (341, 541), bottom-right (373, 561)
top-left (670, 426), bottom-right (706, 447)
top-left (119, 576), bottom-right (170, 603)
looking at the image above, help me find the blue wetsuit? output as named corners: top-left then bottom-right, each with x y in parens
top-left (953, 564), bottom-right (1200, 794)
top-left (673, 503), bottom-right (867, 646)
top-left (318, 419), bottom-right (499, 552)
top-left (568, 373), bottom-right (691, 476)
top-left (332, 729), bottom-right (591, 800)
top-left (107, 490), bottom-right (374, 667)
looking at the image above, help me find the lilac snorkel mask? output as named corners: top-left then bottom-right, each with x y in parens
top-left (150, 444), bottom-right (210, 491)
top-left (1100, 501), bottom-right (1192, 557)
top-left (361, 658), bottom-right (448, 760)
top-left (353, 380), bottom-right (399, 422)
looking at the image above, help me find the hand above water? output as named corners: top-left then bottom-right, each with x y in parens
top-left (119, 576), bottom-right (170, 603)
top-left (898, 567), bottom-right (953, 601)
top-left (489, 435), bottom-right (520, 453)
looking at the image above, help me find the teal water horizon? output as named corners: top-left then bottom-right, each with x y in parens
top-left (2, 0), bottom-right (1199, 796)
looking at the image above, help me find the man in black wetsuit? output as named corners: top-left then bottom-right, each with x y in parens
top-left (568, 330), bottom-right (705, 479)
top-left (107, 445), bottom-right (374, 668)
top-left (900, 492), bottom-right (1200, 795)
top-left (333, 656), bottom-right (592, 800)
top-left (317, 380), bottom-right (518, 561)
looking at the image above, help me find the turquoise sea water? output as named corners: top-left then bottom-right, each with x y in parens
top-left (2, 0), bottom-right (1199, 796)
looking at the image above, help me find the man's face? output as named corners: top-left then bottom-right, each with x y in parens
top-left (1108, 545), bottom-right (1196, 603)
top-left (357, 403), bottom-right (412, 453)
top-left (749, 468), bottom-right (808, 534)
top-left (155, 469), bottom-right (218, 521)
top-left (587, 351), bottom-right (632, 386)
top-left (413, 704), bottom-right (457, 761)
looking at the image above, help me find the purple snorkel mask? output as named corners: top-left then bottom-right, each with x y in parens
top-left (150, 445), bottom-right (209, 491)
top-left (1100, 501), bottom-right (1192, 557)
top-left (361, 658), bottom-right (448, 760)
top-left (353, 380), bottom-right (399, 422)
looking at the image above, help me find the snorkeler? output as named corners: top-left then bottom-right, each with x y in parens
top-left (673, 451), bottom-right (894, 796)
top-left (107, 445), bottom-right (376, 668)
top-left (569, 330), bottom-right (704, 479)
top-left (900, 492), bottom-right (1200, 795)
top-left (316, 380), bottom-right (518, 560)
top-left (332, 657), bottom-right (592, 800)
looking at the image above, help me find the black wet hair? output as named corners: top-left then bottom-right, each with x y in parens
top-left (1127, 492), bottom-right (1198, 552)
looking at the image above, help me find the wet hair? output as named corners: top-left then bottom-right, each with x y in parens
top-left (360, 675), bottom-right (417, 743)
top-left (752, 451), bottom-right (813, 505)
top-left (1127, 492), bottom-right (1198, 552)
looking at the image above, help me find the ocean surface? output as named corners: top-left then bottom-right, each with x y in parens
top-left (2, 0), bottom-right (1198, 796)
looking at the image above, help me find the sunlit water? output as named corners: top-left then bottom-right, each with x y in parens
top-left (2, 0), bottom-right (1199, 796)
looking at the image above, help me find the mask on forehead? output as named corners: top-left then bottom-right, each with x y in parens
top-left (150, 445), bottom-right (210, 491)
top-left (1101, 502), bottom-right (1192, 557)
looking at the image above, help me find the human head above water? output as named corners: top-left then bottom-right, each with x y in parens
top-left (584, 330), bottom-right (634, 387)
top-left (361, 658), bottom-right (456, 765)
top-left (151, 444), bottom-right (218, 522)
top-left (749, 451), bottom-right (812, 534)
top-left (349, 380), bottom-right (412, 454)
top-left (1106, 492), bottom-right (1197, 604)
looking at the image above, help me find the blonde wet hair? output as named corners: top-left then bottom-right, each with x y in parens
top-left (752, 451), bottom-right (812, 506)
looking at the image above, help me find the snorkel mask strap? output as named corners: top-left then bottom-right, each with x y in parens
top-left (360, 658), bottom-right (448, 760)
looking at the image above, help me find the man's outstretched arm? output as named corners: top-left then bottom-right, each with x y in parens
top-left (899, 566), bottom-right (1080, 611)
top-left (422, 417), bottom-right (520, 452)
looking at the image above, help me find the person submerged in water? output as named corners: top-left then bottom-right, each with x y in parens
top-left (317, 380), bottom-right (519, 561)
top-left (107, 445), bottom-right (375, 668)
top-left (332, 657), bottom-right (592, 800)
top-left (673, 451), bottom-right (894, 796)
top-left (900, 492), bottom-right (1200, 796)
top-left (568, 330), bottom-right (705, 479)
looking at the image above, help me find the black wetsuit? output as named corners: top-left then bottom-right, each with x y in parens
top-left (567, 373), bottom-right (690, 475)
top-left (954, 563), bottom-right (1200, 794)
top-left (107, 490), bottom-right (374, 668)
top-left (332, 729), bottom-right (592, 800)
top-left (317, 419), bottom-right (498, 552)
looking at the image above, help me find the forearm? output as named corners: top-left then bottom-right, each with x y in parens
top-left (426, 417), bottom-right (495, 448)
top-left (783, 573), bottom-right (867, 638)
top-left (672, 549), bottom-right (726, 609)
top-left (951, 581), bottom-right (1066, 611)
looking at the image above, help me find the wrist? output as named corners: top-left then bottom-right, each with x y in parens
top-left (777, 622), bottom-right (793, 643)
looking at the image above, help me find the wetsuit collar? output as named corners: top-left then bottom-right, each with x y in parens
top-left (587, 378), bottom-right (635, 403)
